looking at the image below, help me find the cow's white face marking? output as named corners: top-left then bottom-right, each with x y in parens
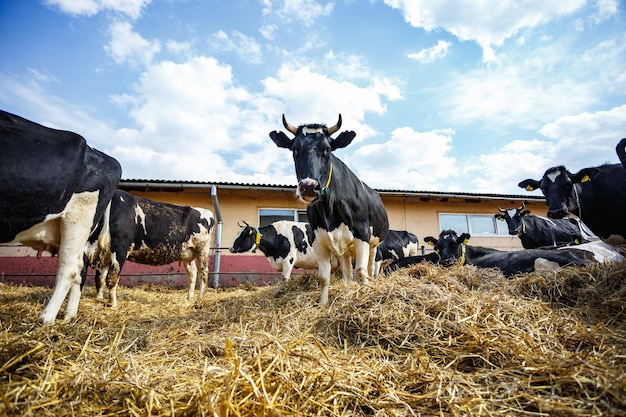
top-left (507, 209), bottom-right (517, 217)
top-left (302, 126), bottom-right (324, 135)
top-left (547, 171), bottom-right (560, 183)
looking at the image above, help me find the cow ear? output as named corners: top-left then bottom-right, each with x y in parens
top-left (269, 131), bottom-right (294, 149)
top-left (459, 233), bottom-right (471, 244)
top-left (424, 236), bottom-right (436, 246)
top-left (495, 214), bottom-right (504, 220)
top-left (330, 131), bottom-right (356, 150)
top-left (518, 179), bottom-right (540, 191)
top-left (521, 210), bottom-right (531, 217)
top-left (571, 167), bottom-right (601, 184)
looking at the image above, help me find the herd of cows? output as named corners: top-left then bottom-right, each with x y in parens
top-left (1, 109), bottom-right (626, 324)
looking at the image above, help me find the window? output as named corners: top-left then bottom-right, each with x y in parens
top-left (259, 208), bottom-right (308, 227)
top-left (439, 213), bottom-right (508, 236)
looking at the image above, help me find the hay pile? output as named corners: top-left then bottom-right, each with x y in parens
top-left (1, 262), bottom-right (625, 416)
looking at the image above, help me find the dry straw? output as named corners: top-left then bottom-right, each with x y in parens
top-left (1, 261), bottom-right (625, 416)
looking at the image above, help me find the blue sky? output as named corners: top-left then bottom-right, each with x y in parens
top-left (1, 0), bottom-right (625, 195)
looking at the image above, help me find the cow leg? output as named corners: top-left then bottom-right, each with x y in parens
top-left (196, 251), bottom-right (210, 296)
top-left (316, 245), bottom-right (333, 305)
top-left (105, 254), bottom-right (123, 309)
top-left (184, 261), bottom-right (198, 299)
top-left (39, 192), bottom-right (99, 325)
top-left (338, 253), bottom-right (353, 284)
top-left (354, 239), bottom-right (371, 284)
top-left (95, 268), bottom-right (107, 300)
top-left (368, 244), bottom-right (378, 277)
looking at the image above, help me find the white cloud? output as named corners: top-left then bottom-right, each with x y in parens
top-left (346, 127), bottom-right (457, 191)
top-left (44, 0), bottom-right (151, 20)
top-left (208, 31), bottom-right (263, 64)
top-left (262, 0), bottom-right (335, 26)
top-left (105, 21), bottom-right (161, 68)
top-left (591, 0), bottom-right (619, 25)
top-left (384, 0), bottom-right (586, 61)
top-left (407, 40), bottom-right (451, 63)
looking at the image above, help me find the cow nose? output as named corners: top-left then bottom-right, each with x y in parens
top-left (547, 208), bottom-right (567, 219)
top-left (298, 179), bottom-right (321, 198)
top-left (440, 257), bottom-right (455, 267)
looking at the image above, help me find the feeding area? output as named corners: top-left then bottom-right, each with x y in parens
top-left (1, 262), bottom-right (625, 416)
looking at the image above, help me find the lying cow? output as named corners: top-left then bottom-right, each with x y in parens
top-left (494, 202), bottom-right (588, 249)
top-left (374, 229), bottom-right (419, 275)
top-left (229, 220), bottom-right (338, 281)
top-left (0, 110), bottom-right (121, 324)
top-left (423, 230), bottom-right (590, 276)
top-left (385, 252), bottom-right (441, 272)
top-left (83, 190), bottom-right (215, 308)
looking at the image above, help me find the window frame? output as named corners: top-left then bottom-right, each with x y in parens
top-left (439, 212), bottom-right (509, 236)
top-left (258, 208), bottom-right (308, 227)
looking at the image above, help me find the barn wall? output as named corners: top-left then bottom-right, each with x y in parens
top-left (0, 184), bottom-right (549, 290)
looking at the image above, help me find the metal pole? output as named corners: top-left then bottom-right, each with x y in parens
top-left (211, 185), bottom-right (223, 289)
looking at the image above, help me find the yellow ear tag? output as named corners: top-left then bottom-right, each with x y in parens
top-left (525, 185), bottom-right (534, 191)
top-left (255, 232), bottom-right (261, 245)
top-left (463, 238), bottom-right (470, 244)
top-left (427, 241), bottom-right (435, 246)
top-left (581, 175), bottom-right (591, 183)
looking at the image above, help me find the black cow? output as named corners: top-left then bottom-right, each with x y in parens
top-left (518, 154), bottom-right (626, 245)
top-left (385, 252), bottom-right (441, 272)
top-left (374, 229), bottom-right (419, 274)
top-left (270, 114), bottom-right (389, 304)
top-left (229, 220), bottom-right (337, 281)
top-left (0, 110), bottom-right (121, 324)
top-left (83, 190), bottom-right (215, 308)
top-left (423, 230), bottom-right (589, 276)
top-left (616, 138), bottom-right (626, 169)
top-left (494, 202), bottom-right (587, 249)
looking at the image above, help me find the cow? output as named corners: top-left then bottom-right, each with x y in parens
top-left (374, 229), bottom-right (420, 275)
top-left (229, 220), bottom-right (338, 281)
top-left (422, 230), bottom-right (590, 276)
top-left (82, 190), bottom-right (215, 308)
top-left (518, 142), bottom-right (626, 245)
top-left (270, 114), bottom-right (389, 304)
top-left (0, 109), bottom-right (122, 324)
top-left (494, 202), bottom-right (588, 249)
top-left (617, 138), bottom-right (626, 169)
top-left (385, 252), bottom-right (441, 272)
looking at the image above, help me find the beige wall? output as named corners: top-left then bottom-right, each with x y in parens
top-left (120, 185), bottom-right (549, 253)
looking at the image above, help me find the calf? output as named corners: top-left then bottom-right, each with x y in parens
top-left (374, 229), bottom-right (419, 275)
top-left (0, 110), bottom-right (121, 324)
top-left (270, 114), bottom-right (389, 304)
top-left (229, 220), bottom-right (335, 281)
top-left (494, 203), bottom-right (587, 249)
top-left (83, 190), bottom-right (215, 308)
top-left (423, 230), bottom-right (589, 276)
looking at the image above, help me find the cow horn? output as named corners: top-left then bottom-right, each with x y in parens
top-left (327, 114), bottom-right (342, 135)
top-left (518, 202), bottom-right (525, 211)
top-left (497, 205), bottom-right (506, 213)
top-left (282, 114), bottom-right (297, 135)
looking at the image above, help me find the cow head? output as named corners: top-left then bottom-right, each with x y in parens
top-left (423, 229), bottom-right (471, 266)
top-left (229, 221), bottom-right (260, 253)
top-left (269, 114), bottom-right (356, 204)
top-left (494, 203), bottom-right (530, 236)
top-left (518, 166), bottom-right (600, 219)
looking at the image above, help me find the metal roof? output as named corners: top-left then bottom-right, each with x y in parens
top-left (120, 178), bottom-right (545, 202)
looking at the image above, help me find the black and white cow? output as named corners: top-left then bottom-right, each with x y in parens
top-left (374, 229), bottom-right (419, 275)
top-left (229, 220), bottom-right (338, 281)
top-left (423, 230), bottom-right (590, 276)
top-left (494, 203), bottom-right (588, 249)
top-left (385, 252), bottom-right (441, 272)
top-left (518, 158), bottom-right (626, 245)
top-left (0, 110), bottom-right (122, 324)
top-left (83, 190), bottom-right (215, 308)
top-left (616, 138), bottom-right (626, 170)
top-left (270, 114), bottom-right (389, 304)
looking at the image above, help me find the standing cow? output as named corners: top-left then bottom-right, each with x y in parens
top-left (229, 220), bottom-right (338, 281)
top-left (518, 155), bottom-right (626, 245)
top-left (270, 114), bottom-right (389, 304)
top-left (0, 110), bottom-right (121, 324)
top-left (374, 229), bottom-right (419, 275)
top-left (83, 190), bottom-right (215, 308)
top-left (494, 203), bottom-right (588, 249)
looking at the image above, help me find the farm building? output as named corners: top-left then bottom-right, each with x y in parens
top-left (0, 179), bottom-right (548, 289)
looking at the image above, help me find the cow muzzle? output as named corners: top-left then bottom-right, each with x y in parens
top-left (547, 207), bottom-right (568, 219)
top-left (297, 178), bottom-right (321, 203)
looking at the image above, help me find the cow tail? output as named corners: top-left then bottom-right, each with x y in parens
top-left (97, 201), bottom-right (113, 253)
